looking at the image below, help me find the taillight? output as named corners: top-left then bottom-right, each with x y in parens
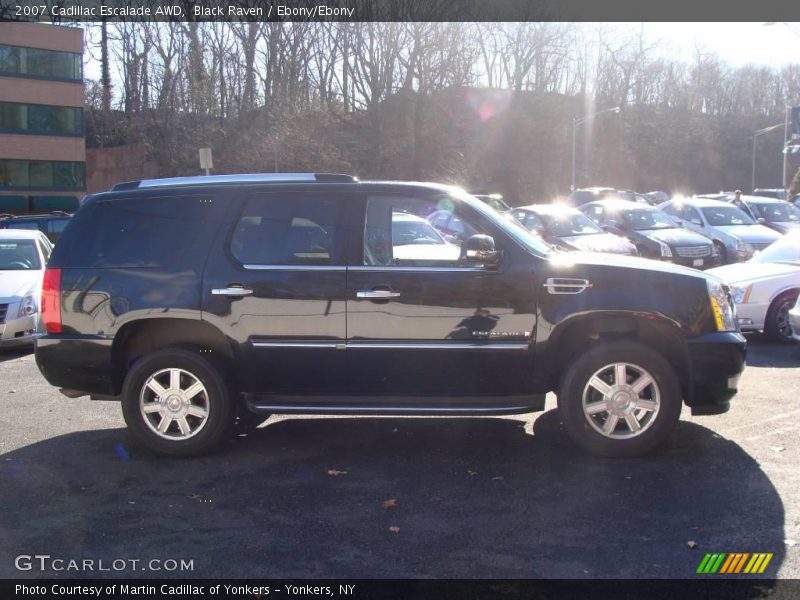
top-left (42, 267), bottom-right (62, 334)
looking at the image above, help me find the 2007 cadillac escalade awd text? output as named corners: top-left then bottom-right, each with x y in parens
top-left (34, 173), bottom-right (746, 458)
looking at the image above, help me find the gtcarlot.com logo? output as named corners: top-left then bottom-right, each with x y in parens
top-left (696, 552), bottom-right (773, 574)
top-left (14, 554), bottom-right (194, 572)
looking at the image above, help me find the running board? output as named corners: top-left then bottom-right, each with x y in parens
top-left (244, 394), bottom-right (545, 416)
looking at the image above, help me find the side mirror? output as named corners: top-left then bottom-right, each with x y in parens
top-left (757, 217), bottom-right (767, 225)
top-left (600, 224), bottom-right (609, 231)
top-left (462, 234), bottom-right (501, 267)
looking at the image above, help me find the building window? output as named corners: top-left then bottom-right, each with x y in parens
top-left (0, 159), bottom-right (85, 191)
top-left (0, 102), bottom-right (83, 136)
top-left (0, 44), bottom-right (81, 82)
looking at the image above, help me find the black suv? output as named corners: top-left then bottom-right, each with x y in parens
top-left (35, 173), bottom-right (746, 458)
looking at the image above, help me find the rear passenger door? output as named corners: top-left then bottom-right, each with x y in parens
top-left (203, 191), bottom-right (349, 395)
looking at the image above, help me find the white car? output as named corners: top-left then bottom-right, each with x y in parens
top-left (391, 212), bottom-right (461, 263)
top-left (0, 229), bottom-right (53, 348)
top-left (707, 232), bottom-right (800, 343)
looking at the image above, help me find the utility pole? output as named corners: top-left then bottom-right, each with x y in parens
top-left (571, 106), bottom-right (620, 191)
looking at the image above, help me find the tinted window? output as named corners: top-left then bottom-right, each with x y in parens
top-left (0, 45), bottom-right (81, 81)
top-left (51, 196), bottom-right (219, 269)
top-left (230, 194), bottom-right (341, 266)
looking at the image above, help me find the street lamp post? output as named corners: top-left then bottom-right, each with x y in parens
top-left (751, 122), bottom-right (783, 192)
top-left (571, 106), bottom-right (620, 191)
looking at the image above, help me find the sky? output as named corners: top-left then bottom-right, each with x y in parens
top-left (82, 22), bottom-right (800, 82)
top-left (636, 22), bottom-right (800, 67)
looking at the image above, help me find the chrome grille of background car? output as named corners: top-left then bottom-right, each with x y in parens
top-left (676, 245), bottom-right (712, 258)
top-left (0, 304), bottom-right (7, 324)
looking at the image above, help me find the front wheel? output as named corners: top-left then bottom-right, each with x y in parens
top-left (121, 349), bottom-right (236, 457)
top-left (558, 341), bottom-right (682, 458)
top-left (713, 241), bottom-right (727, 266)
top-left (765, 291), bottom-right (799, 344)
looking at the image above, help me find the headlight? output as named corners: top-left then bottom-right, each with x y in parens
top-left (17, 294), bottom-right (38, 318)
top-left (735, 239), bottom-right (747, 253)
top-left (707, 280), bottom-right (737, 332)
top-left (730, 284), bottom-right (752, 305)
top-left (657, 241), bottom-right (672, 257)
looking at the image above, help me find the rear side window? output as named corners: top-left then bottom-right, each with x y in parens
top-left (50, 195), bottom-right (220, 269)
top-left (230, 194), bottom-right (343, 266)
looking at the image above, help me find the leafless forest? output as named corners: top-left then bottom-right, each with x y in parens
top-left (83, 21), bottom-right (800, 202)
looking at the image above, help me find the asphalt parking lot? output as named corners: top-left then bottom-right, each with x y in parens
top-left (0, 336), bottom-right (798, 580)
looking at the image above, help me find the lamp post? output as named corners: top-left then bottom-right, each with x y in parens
top-left (751, 122), bottom-right (782, 192)
top-left (571, 106), bottom-right (620, 191)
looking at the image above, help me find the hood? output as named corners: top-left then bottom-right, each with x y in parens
top-left (559, 233), bottom-right (634, 254)
top-left (638, 227), bottom-right (710, 246)
top-left (548, 250), bottom-right (709, 280)
top-left (706, 261), bottom-right (800, 286)
top-left (716, 224), bottom-right (782, 244)
top-left (0, 269), bottom-right (41, 303)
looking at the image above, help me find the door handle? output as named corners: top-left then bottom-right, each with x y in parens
top-left (212, 287), bottom-right (254, 296)
top-left (356, 290), bottom-right (401, 299)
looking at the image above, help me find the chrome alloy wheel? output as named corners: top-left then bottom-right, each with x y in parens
top-left (581, 362), bottom-right (661, 439)
top-left (139, 368), bottom-right (210, 440)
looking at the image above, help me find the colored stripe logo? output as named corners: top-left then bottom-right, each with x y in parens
top-left (696, 553), bottom-right (773, 574)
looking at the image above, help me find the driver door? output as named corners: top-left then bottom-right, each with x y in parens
top-left (345, 192), bottom-right (537, 399)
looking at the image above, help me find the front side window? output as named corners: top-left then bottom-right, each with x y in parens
top-left (231, 194), bottom-right (341, 266)
top-left (364, 195), bottom-right (485, 267)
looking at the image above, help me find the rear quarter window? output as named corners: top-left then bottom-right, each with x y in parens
top-left (49, 195), bottom-right (221, 269)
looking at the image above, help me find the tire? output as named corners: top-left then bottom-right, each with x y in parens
top-left (713, 241), bottom-right (727, 266)
top-left (764, 291), bottom-right (799, 344)
top-left (557, 340), bottom-right (682, 458)
top-left (121, 348), bottom-right (237, 457)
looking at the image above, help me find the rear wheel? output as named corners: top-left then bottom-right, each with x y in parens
top-left (765, 291), bottom-right (799, 344)
top-left (121, 349), bottom-right (236, 457)
top-left (557, 341), bottom-right (682, 458)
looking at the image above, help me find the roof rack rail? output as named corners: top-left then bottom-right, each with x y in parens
top-left (111, 172), bottom-right (358, 191)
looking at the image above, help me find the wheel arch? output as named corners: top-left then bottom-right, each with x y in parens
top-left (110, 318), bottom-right (237, 394)
top-left (542, 312), bottom-right (690, 401)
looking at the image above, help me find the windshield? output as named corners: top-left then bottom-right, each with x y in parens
top-left (752, 235), bottom-right (800, 265)
top-left (701, 206), bottom-right (755, 226)
top-left (459, 191), bottom-right (552, 255)
top-left (541, 212), bottom-right (603, 237)
top-left (751, 202), bottom-right (800, 223)
top-left (622, 209), bottom-right (677, 230)
top-left (392, 217), bottom-right (446, 246)
top-left (0, 239), bottom-right (41, 270)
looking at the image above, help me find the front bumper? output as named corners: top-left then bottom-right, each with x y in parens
top-left (0, 311), bottom-right (39, 348)
top-left (686, 331), bottom-right (747, 415)
top-left (734, 302), bottom-right (769, 332)
top-left (789, 304), bottom-right (800, 342)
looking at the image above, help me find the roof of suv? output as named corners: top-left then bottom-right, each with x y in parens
top-left (587, 199), bottom-right (653, 211)
top-left (111, 172), bottom-right (359, 191)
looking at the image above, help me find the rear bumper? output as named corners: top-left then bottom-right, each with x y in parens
top-left (686, 331), bottom-right (747, 415)
top-left (35, 335), bottom-right (117, 396)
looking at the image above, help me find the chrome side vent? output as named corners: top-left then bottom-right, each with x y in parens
top-left (543, 278), bottom-right (592, 295)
